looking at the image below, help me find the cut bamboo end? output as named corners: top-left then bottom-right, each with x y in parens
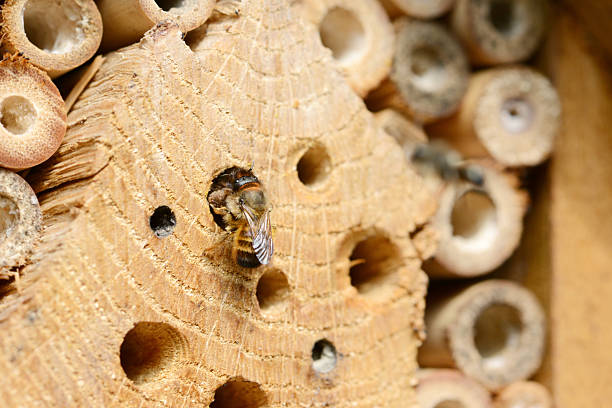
top-left (425, 163), bottom-right (527, 277)
top-left (452, 0), bottom-right (546, 65)
top-left (0, 169), bottom-right (42, 275)
top-left (379, 0), bottom-right (456, 19)
top-left (420, 280), bottom-right (546, 390)
top-left (416, 369), bottom-right (493, 408)
top-left (495, 381), bottom-right (552, 408)
top-left (301, 0), bottom-right (394, 96)
top-left (366, 18), bottom-right (469, 124)
top-left (0, 0), bottom-right (102, 78)
top-left (98, 0), bottom-right (217, 51)
top-left (428, 67), bottom-right (560, 167)
top-left (0, 55), bottom-right (67, 170)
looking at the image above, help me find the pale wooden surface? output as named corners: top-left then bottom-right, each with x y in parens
top-left (0, 1), bottom-right (436, 406)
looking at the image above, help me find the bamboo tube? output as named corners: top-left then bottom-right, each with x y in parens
top-left (0, 55), bottom-right (67, 170)
top-left (420, 280), bottom-right (546, 390)
top-left (495, 381), bottom-right (552, 408)
top-left (452, 0), bottom-right (546, 66)
top-left (366, 18), bottom-right (469, 124)
top-left (416, 369), bottom-right (493, 408)
top-left (0, 168), bottom-right (42, 276)
top-left (97, 0), bottom-right (217, 51)
top-left (424, 162), bottom-right (527, 277)
top-left (301, 0), bottom-right (394, 96)
top-left (378, 0), bottom-right (456, 19)
top-left (0, 0), bottom-right (102, 79)
top-left (427, 67), bottom-right (560, 167)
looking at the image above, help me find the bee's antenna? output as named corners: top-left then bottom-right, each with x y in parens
top-left (248, 161), bottom-right (254, 172)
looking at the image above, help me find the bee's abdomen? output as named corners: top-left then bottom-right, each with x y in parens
top-left (232, 225), bottom-right (260, 268)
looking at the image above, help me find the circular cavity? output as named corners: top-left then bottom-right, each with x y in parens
top-left (500, 98), bottom-right (534, 134)
top-left (488, 0), bottom-right (517, 35)
top-left (435, 401), bottom-right (464, 408)
top-left (311, 339), bottom-right (337, 374)
top-left (0, 96), bottom-right (37, 135)
top-left (24, 0), bottom-right (86, 54)
top-left (391, 19), bottom-right (469, 122)
top-left (349, 234), bottom-right (401, 299)
top-left (119, 322), bottom-right (186, 385)
top-left (319, 7), bottom-right (366, 65)
top-left (256, 269), bottom-right (290, 316)
top-left (473, 304), bottom-right (523, 370)
top-left (210, 378), bottom-right (268, 408)
top-left (0, 196), bottom-right (20, 243)
top-left (149, 206), bottom-right (176, 238)
top-left (296, 144), bottom-right (332, 187)
top-left (410, 46), bottom-right (447, 93)
top-left (450, 190), bottom-right (498, 251)
top-left (155, 0), bottom-right (186, 12)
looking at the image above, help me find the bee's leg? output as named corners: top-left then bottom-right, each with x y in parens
top-left (200, 234), bottom-right (230, 259)
top-left (348, 258), bottom-right (366, 268)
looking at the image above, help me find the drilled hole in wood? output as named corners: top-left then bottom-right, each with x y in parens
top-left (349, 235), bottom-right (401, 298)
top-left (149, 205), bottom-right (176, 238)
top-left (450, 190), bottom-right (498, 251)
top-left (410, 46), bottom-right (446, 93)
top-left (120, 322), bottom-right (186, 385)
top-left (297, 144), bottom-right (331, 187)
top-left (474, 304), bottom-right (523, 370)
top-left (435, 400), bottom-right (465, 408)
top-left (312, 339), bottom-right (337, 374)
top-left (24, 0), bottom-right (85, 54)
top-left (0, 196), bottom-right (19, 242)
top-left (489, 0), bottom-right (517, 35)
top-left (256, 269), bottom-right (290, 315)
top-left (319, 7), bottom-right (366, 65)
top-left (210, 378), bottom-right (268, 408)
top-left (155, 0), bottom-right (185, 12)
top-left (0, 96), bottom-right (37, 135)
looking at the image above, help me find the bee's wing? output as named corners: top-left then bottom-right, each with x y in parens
top-left (240, 204), bottom-right (274, 265)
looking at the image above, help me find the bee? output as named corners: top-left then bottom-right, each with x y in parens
top-left (207, 166), bottom-right (273, 268)
top-left (411, 142), bottom-right (484, 186)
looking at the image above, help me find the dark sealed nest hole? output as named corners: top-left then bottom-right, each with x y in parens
top-left (311, 338), bottom-right (337, 374)
top-left (210, 378), bottom-right (268, 408)
top-left (149, 205), bottom-right (176, 238)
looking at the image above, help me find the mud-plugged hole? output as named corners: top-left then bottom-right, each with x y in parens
top-left (210, 378), bottom-right (268, 408)
top-left (319, 7), bottom-right (366, 65)
top-left (349, 235), bottom-right (401, 298)
top-left (312, 339), bottom-right (337, 374)
top-left (297, 144), bottom-right (331, 187)
top-left (0, 196), bottom-right (19, 242)
top-left (155, 0), bottom-right (186, 12)
top-left (0, 96), bottom-right (37, 135)
top-left (410, 46), bottom-right (446, 93)
top-left (450, 191), bottom-right (498, 251)
top-left (474, 304), bottom-right (523, 371)
top-left (150, 205), bottom-right (176, 238)
top-left (488, 0), bottom-right (517, 36)
top-left (500, 97), bottom-right (533, 133)
top-left (435, 401), bottom-right (465, 408)
top-left (24, 0), bottom-right (85, 54)
top-left (256, 269), bottom-right (290, 316)
top-left (120, 322), bottom-right (186, 385)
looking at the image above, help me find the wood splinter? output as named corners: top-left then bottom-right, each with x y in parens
top-left (0, 169), bottom-right (42, 279)
top-left (495, 381), bottom-right (552, 408)
top-left (425, 162), bottom-right (527, 277)
top-left (0, 0), bottom-right (103, 78)
top-left (416, 369), bottom-right (493, 408)
top-left (452, 0), bottom-right (546, 65)
top-left (367, 18), bottom-right (469, 124)
top-left (0, 55), bottom-right (67, 170)
top-left (301, 0), bottom-right (395, 96)
top-left (419, 280), bottom-right (546, 390)
top-left (427, 66), bottom-right (561, 167)
top-left (97, 0), bottom-right (217, 51)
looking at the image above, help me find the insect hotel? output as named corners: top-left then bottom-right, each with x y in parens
top-left (0, 0), bottom-right (610, 407)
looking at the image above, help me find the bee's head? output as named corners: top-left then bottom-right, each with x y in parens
top-left (239, 188), bottom-right (266, 210)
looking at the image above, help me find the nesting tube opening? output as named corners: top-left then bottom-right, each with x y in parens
top-left (319, 7), bottom-right (366, 65)
top-left (450, 190), bottom-right (498, 251)
top-left (0, 196), bottom-right (20, 240)
top-left (416, 369), bottom-right (493, 408)
top-left (473, 304), bottom-right (523, 370)
top-left (0, 96), bottom-right (37, 136)
top-left (155, 0), bottom-right (186, 12)
top-left (500, 97), bottom-right (534, 134)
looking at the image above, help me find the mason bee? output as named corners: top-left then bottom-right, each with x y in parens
top-left (411, 142), bottom-right (484, 186)
top-left (207, 166), bottom-right (273, 268)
